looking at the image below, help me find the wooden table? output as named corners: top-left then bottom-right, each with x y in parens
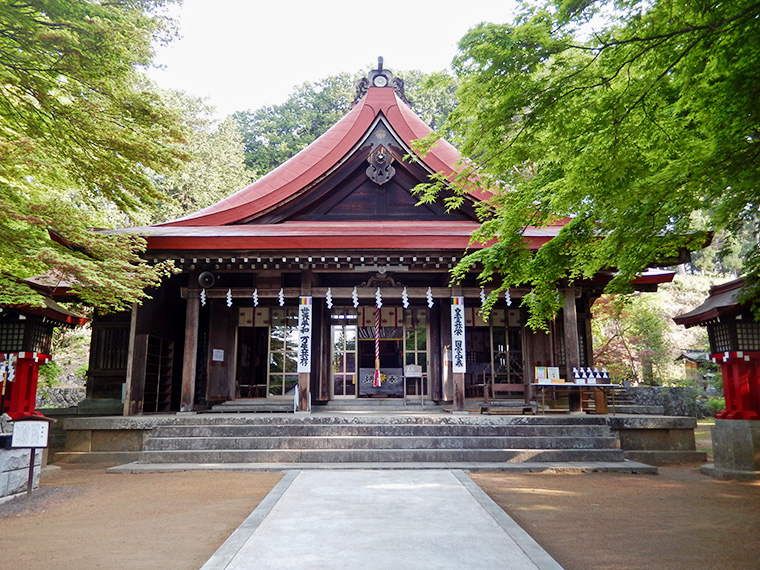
top-left (531, 383), bottom-right (620, 414)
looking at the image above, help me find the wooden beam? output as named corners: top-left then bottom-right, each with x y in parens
top-left (180, 293), bottom-right (200, 412)
top-left (180, 286), bottom-right (531, 300)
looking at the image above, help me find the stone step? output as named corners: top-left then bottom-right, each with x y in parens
top-left (109, 460), bottom-right (658, 474)
top-left (321, 397), bottom-right (409, 404)
top-left (137, 413), bottom-right (610, 427)
top-left (138, 447), bottom-right (626, 464)
top-left (149, 423), bottom-right (612, 438)
top-left (144, 435), bottom-right (620, 451)
top-left (55, 451), bottom-right (141, 465)
top-left (615, 405), bottom-right (666, 415)
top-left (210, 400), bottom-right (294, 413)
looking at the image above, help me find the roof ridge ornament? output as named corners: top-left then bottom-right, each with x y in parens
top-left (352, 57), bottom-right (411, 107)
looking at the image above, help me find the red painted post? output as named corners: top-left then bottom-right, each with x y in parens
top-left (714, 351), bottom-right (760, 420)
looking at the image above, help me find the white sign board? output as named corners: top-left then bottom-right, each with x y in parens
top-left (297, 297), bottom-right (313, 373)
top-left (12, 421), bottom-right (49, 448)
top-left (404, 364), bottom-right (423, 378)
top-left (450, 297), bottom-right (466, 373)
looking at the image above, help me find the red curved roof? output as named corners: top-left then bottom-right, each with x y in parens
top-left (161, 86), bottom-right (472, 227)
top-left (673, 278), bottom-right (749, 328)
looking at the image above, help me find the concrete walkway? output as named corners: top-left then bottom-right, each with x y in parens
top-left (201, 469), bottom-right (564, 570)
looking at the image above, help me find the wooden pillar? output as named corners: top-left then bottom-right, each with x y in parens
top-left (429, 304), bottom-right (442, 401)
top-left (316, 301), bottom-right (330, 402)
top-left (180, 293), bottom-right (200, 412)
top-left (563, 288), bottom-right (582, 412)
top-left (454, 373), bottom-right (465, 410)
top-left (123, 303), bottom-right (140, 415)
top-left (298, 373), bottom-right (310, 412)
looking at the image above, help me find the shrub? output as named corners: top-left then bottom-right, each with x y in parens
top-left (705, 397), bottom-right (726, 417)
top-left (76, 364), bottom-right (89, 380)
top-left (38, 361), bottom-right (62, 389)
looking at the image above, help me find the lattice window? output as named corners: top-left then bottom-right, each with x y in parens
top-left (404, 309), bottom-right (428, 396)
top-left (493, 326), bottom-right (524, 385)
top-left (710, 323), bottom-right (732, 352)
top-left (91, 326), bottom-right (130, 371)
top-left (29, 323), bottom-right (52, 353)
top-left (268, 308), bottom-right (299, 397)
top-left (0, 322), bottom-right (24, 352)
top-left (331, 308), bottom-right (357, 397)
top-left (737, 322), bottom-right (760, 351)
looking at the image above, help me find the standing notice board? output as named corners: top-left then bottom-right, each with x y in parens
top-left (11, 418), bottom-right (52, 498)
top-left (11, 420), bottom-right (49, 448)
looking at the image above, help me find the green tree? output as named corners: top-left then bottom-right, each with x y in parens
top-left (144, 91), bottom-right (255, 224)
top-left (233, 69), bottom-right (458, 174)
top-left (400, 70), bottom-right (458, 134)
top-left (0, 0), bottom-right (187, 311)
top-left (593, 295), bottom-right (671, 384)
top-left (416, 0), bottom-right (760, 329)
top-left (689, 216), bottom-right (757, 276)
top-left (233, 73), bottom-right (358, 175)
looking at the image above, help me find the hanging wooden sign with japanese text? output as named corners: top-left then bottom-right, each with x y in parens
top-left (451, 297), bottom-right (466, 373)
top-left (297, 297), bottom-right (313, 373)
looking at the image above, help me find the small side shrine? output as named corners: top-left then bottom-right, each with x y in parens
top-left (674, 278), bottom-right (760, 478)
top-left (1, 297), bottom-right (87, 419)
top-left (88, 61), bottom-right (674, 416)
top-left (0, 295), bottom-right (87, 500)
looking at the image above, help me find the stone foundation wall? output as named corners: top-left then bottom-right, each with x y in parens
top-left (0, 446), bottom-right (42, 502)
top-left (625, 386), bottom-right (700, 416)
top-left (36, 387), bottom-right (86, 410)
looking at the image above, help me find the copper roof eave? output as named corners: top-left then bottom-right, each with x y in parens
top-left (673, 278), bottom-right (749, 328)
top-left (24, 271), bottom-right (79, 300)
top-left (579, 269), bottom-right (677, 291)
top-left (9, 297), bottom-right (89, 327)
top-left (105, 222), bottom-right (562, 252)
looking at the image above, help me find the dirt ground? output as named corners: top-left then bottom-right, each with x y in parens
top-left (1, 458), bottom-right (759, 569)
top-left (472, 466), bottom-right (760, 570)
top-left (0, 467), bottom-right (282, 569)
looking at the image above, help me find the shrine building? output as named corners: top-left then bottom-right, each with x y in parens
top-left (88, 62), bottom-right (673, 416)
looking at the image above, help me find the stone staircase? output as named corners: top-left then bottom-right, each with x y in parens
top-left (210, 399), bottom-right (294, 413)
top-left (608, 387), bottom-right (666, 415)
top-left (134, 414), bottom-right (628, 465)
